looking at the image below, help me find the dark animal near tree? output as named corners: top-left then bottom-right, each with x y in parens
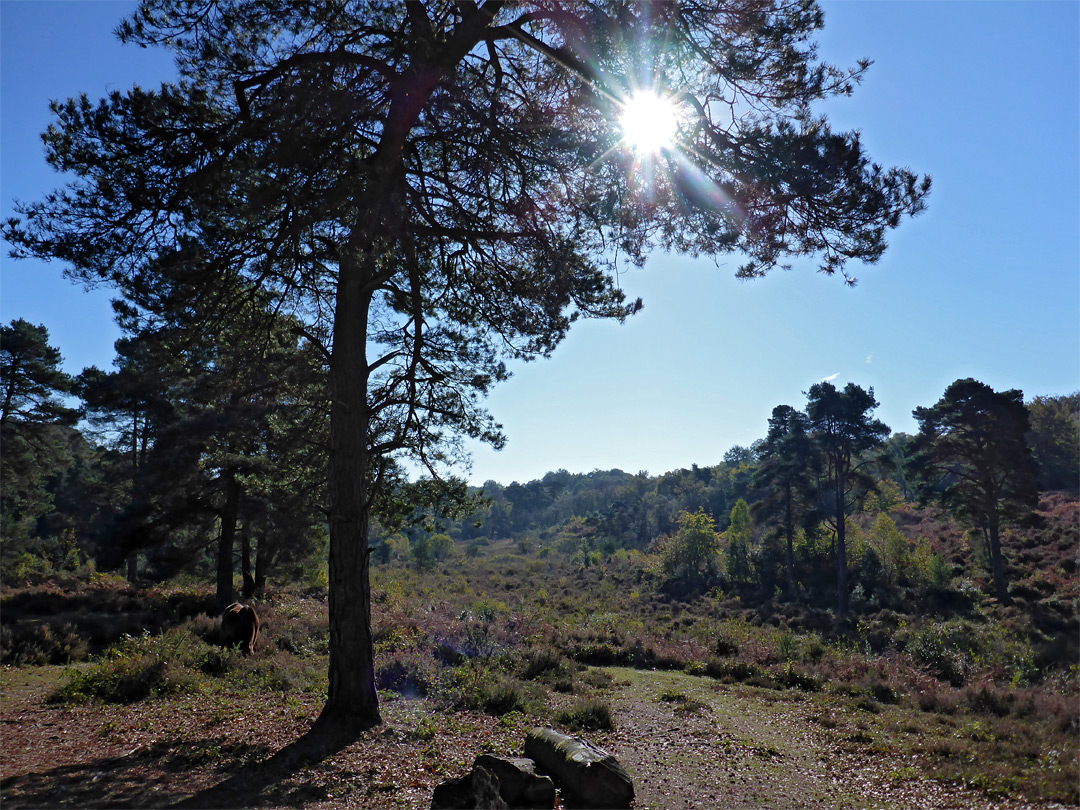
top-left (221, 602), bottom-right (260, 656)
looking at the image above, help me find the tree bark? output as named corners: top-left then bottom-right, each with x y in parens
top-left (127, 411), bottom-right (140, 584)
top-left (240, 521), bottom-right (255, 598)
top-left (321, 247), bottom-right (380, 727)
top-left (254, 529), bottom-right (270, 592)
top-left (216, 469), bottom-right (241, 612)
top-left (834, 474), bottom-right (848, 616)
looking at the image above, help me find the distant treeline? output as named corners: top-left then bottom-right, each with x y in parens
top-left (2, 316), bottom-right (1076, 602)
top-left (396, 391), bottom-right (1076, 550)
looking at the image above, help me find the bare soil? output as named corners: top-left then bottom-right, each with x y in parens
top-left (0, 664), bottom-right (1069, 809)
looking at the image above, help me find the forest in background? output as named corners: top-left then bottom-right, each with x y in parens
top-left (2, 313), bottom-right (1076, 617)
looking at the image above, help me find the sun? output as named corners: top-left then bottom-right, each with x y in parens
top-left (619, 90), bottom-right (679, 154)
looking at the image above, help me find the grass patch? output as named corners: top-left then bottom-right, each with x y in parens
top-left (557, 698), bottom-right (614, 731)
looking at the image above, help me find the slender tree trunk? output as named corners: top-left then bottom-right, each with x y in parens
top-left (216, 469), bottom-right (241, 612)
top-left (254, 530), bottom-right (269, 592)
top-left (784, 486), bottom-right (795, 600)
top-left (240, 521), bottom-right (255, 598)
top-left (321, 249), bottom-right (380, 727)
top-left (835, 475), bottom-right (848, 616)
top-left (127, 411), bottom-right (140, 584)
top-left (0, 358), bottom-right (18, 427)
top-left (987, 513), bottom-right (1010, 603)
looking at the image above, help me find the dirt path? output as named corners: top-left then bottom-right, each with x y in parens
top-left (1, 665), bottom-right (1067, 809)
top-left (592, 668), bottom-right (1062, 810)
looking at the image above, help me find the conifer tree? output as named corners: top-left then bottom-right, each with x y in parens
top-left (0, 320), bottom-right (80, 556)
top-left (6, 1), bottom-right (929, 726)
top-left (909, 378), bottom-right (1039, 602)
top-left (753, 404), bottom-right (817, 598)
top-left (805, 381), bottom-right (889, 614)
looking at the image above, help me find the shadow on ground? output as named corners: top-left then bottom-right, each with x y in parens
top-left (1, 737), bottom-right (265, 808)
top-left (174, 717), bottom-right (369, 809)
top-left (1, 719), bottom-right (368, 809)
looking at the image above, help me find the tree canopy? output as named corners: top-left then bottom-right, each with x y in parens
top-left (753, 404), bottom-right (817, 596)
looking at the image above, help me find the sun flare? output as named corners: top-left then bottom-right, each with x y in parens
top-left (619, 90), bottom-right (679, 154)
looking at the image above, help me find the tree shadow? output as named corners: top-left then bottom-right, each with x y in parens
top-left (0, 737), bottom-right (269, 809)
top-left (2, 718), bottom-right (374, 809)
top-left (173, 715), bottom-right (373, 808)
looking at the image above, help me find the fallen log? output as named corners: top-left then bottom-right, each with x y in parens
top-left (524, 728), bottom-right (634, 809)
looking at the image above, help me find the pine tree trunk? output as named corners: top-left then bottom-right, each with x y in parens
top-left (987, 514), bottom-right (1010, 603)
top-left (321, 249), bottom-right (381, 728)
top-left (216, 469), bottom-right (241, 612)
top-left (835, 476), bottom-right (848, 615)
top-left (127, 411), bottom-right (140, 585)
top-left (254, 531), bottom-right (269, 591)
top-left (240, 522), bottom-right (255, 598)
top-left (784, 486), bottom-right (795, 600)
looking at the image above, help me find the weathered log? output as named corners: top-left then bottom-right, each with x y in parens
top-left (474, 755), bottom-right (555, 808)
top-left (524, 728), bottom-right (634, 809)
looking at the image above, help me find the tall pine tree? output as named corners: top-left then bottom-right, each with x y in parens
top-left (909, 378), bottom-right (1039, 602)
top-left (805, 381), bottom-right (889, 615)
top-left (0, 320), bottom-right (80, 560)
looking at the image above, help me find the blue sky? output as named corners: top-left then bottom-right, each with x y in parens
top-left (2, 1), bottom-right (1078, 487)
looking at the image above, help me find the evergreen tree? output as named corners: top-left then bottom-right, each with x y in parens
top-left (805, 381), bottom-right (889, 614)
top-left (78, 325), bottom-right (178, 580)
top-left (78, 280), bottom-right (329, 604)
top-left (1025, 393), bottom-right (1079, 491)
top-left (724, 498), bottom-right (753, 584)
top-left (6, 1), bottom-right (929, 726)
top-left (909, 378), bottom-right (1039, 602)
top-left (753, 405), bottom-right (817, 598)
top-left (0, 320), bottom-right (80, 558)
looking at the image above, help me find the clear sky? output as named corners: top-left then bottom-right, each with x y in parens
top-left (2, 1), bottom-right (1078, 487)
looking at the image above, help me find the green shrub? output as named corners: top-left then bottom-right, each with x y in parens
top-left (558, 698), bottom-right (614, 731)
top-left (479, 677), bottom-right (537, 716)
top-left (714, 636), bottom-right (739, 656)
top-left (242, 650), bottom-right (325, 694)
top-left (775, 661), bottom-right (822, 692)
top-left (47, 622), bottom-right (322, 704)
top-left (521, 647), bottom-right (564, 680)
top-left (552, 676), bottom-right (575, 693)
top-left (907, 623), bottom-right (966, 686)
top-left (51, 629), bottom-right (210, 704)
top-left (580, 668), bottom-right (614, 689)
top-left (376, 651), bottom-right (434, 697)
top-left (704, 659), bottom-right (763, 684)
top-left (1, 621), bottom-right (90, 666)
